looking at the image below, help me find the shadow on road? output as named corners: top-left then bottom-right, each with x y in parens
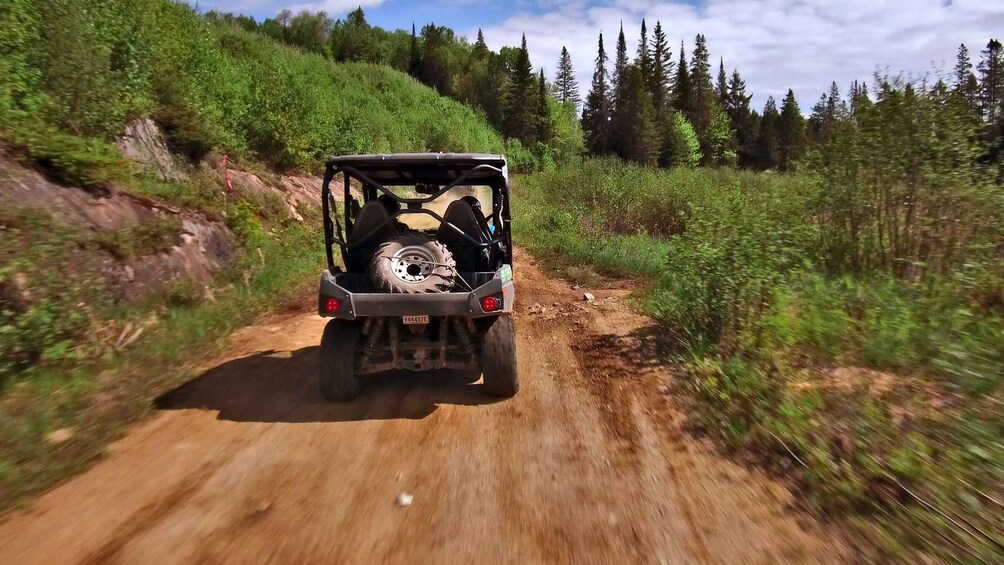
top-left (155, 346), bottom-right (498, 423)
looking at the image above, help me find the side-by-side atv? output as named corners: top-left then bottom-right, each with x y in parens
top-left (316, 153), bottom-right (517, 401)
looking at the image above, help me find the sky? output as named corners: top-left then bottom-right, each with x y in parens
top-left (191, 0), bottom-right (1004, 110)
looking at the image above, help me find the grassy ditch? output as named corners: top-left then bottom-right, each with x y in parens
top-left (513, 159), bottom-right (1003, 562)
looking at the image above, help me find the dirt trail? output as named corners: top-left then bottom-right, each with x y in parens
top-left (0, 250), bottom-right (848, 564)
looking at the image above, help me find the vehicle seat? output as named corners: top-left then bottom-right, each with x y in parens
top-left (346, 201), bottom-right (397, 273)
top-left (437, 200), bottom-right (493, 272)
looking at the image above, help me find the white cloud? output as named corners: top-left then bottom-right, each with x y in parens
top-left (473, 0), bottom-right (1004, 110)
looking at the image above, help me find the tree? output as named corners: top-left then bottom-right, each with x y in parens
top-left (663, 113), bottom-right (701, 167)
top-left (555, 46), bottom-right (580, 109)
top-left (754, 96), bottom-right (780, 170)
top-left (650, 22), bottom-right (673, 113)
top-left (726, 70), bottom-right (757, 167)
top-left (707, 104), bottom-right (737, 166)
top-left (505, 34), bottom-right (537, 144)
top-left (688, 34), bottom-right (718, 163)
top-left (978, 39), bottom-right (1004, 125)
top-left (582, 33), bottom-right (613, 155)
top-left (536, 68), bottom-right (554, 146)
top-left (330, 8), bottom-right (377, 62)
top-left (408, 23), bottom-right (422, 77)
top-left (637, 19), bottom-right (653, 92)
top-left (613, 24), bottom-right (628, 104)
top-left (617, 65), bottom-right (660, 165)
top-left (778, 89), bottom-right (805, 171)
top-left (419, 24), bottom-right (456, 95)
top-left (716, 58), bottom-right (728, 107)
top-left (473, 29), bottom-right (488, 58)
top-left (673, 41), bottom-right (691, 116)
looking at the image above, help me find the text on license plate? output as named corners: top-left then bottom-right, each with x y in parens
top-left (403, 315), bottom-right (430, 325)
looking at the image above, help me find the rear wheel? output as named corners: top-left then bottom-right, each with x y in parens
top-left (481, 315), bottom-right (518, 397)
top-left (318, 319), bottom-right (361, 401)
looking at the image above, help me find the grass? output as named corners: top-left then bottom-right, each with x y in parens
top-left (513, 159), bottom-right (1004, 563)
top-left (91, 217), bottom-right (183, 259)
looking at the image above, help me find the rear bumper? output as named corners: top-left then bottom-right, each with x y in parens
top-left (318, 267), bottom-right (515, 320)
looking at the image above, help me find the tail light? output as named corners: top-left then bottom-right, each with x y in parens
top-left (481, 296), bottom-right (499, 312)
top-left (325, 297), bottom-right (341, 314)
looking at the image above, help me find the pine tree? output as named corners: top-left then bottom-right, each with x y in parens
top-left (777, 89), bottom-right (805, 171)
top-left (536, 68), bottom-right (553, 146)
top-left (613, 24), bottom-right (629, 103)
top-left (650, 22), bottom-right (673, 113)
top-left (408, 23), bottom-right (421, 77)
top-left (978, 39), bottom-right (1004, 125)
top-left (688, 34), bottom-right (716, 162)
top-left (716, 58), bottom-right (728, 107)
top-left (473, 29), bottom-right (488, 58)
top-left (726, 70), bottom-right (756, 167)
top-left (673, 41), bottom-right (691, 115)
top-left (618, 65), bottom-right (660, 166)
top-left (611, 25), bottom-right (631, 156)
top-left (755, 96), bottom-right (780, 170)
top-left (505, 34), bottom-right (537, 144)
top-left (555, 46), bottom-right (580, 109)
top-left (582, 33), bottom-right (613, 155)
top-left (637, 19), bottom-right (653, 92)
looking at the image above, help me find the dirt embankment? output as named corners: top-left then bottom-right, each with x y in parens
top-left (0, 249), bottom-right (849, 564)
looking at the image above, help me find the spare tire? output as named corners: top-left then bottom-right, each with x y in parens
top-left (369, 232), bottom-right (456, 293)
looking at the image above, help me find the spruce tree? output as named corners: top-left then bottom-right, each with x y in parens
top-left (673, 41), bottom-right (691, 115)
top-left (688, 34), bottom-right (716, 162)
top-left (755, 96), bottom-right (780, 170)
top-left (408, 23), bottom-right (421, 78)
top-left (611, 25), bottom-right (631, 156)
top-left (777, 89), bottom-right (806, 171)
top-left (978, 39), bottom-right (1004, 125)
top-left (505, 34), bottom-right (537, 144)
top-left (613, 24), bottom-right (629, 103)
top-left (650, 22), bottom-right (673, 112)
top-left (618, 65), bottom-right (660, 166)
top-left (582, 33), bottom-right (612, 155)
top-left (555, 46), bottom-right (580, 109)
top-left (726, 70), bottom-right (756, 167)
top-left (536, 68), bottom-right (553, 146)
top-left (716, 58), bottom-right (728, 107)
top-left (637, 19), bottom-right (653, 92)
top-left (473, 29), bottom-right (488, 58)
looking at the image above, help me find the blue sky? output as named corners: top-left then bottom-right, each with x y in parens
top-left (191, 0), bottom-right (1004, 109)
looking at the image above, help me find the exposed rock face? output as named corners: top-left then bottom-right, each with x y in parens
top-left (0, 153), bottom-right (235, 302)
top-left (107, 217), bottom-right (235, 301)
top-left (116, 119), bottom-right (186, 181)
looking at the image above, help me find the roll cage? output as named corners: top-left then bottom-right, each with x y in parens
top-left (320, 153), bottom-right (513, 271)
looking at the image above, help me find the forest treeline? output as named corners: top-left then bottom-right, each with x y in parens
top-left (206, 7), bottom-right (1004, 174)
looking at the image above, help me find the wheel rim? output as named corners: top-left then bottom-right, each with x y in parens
top-left (389, 245), bottom-right (438, 283)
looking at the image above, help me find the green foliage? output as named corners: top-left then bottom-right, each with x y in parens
top-left (1, 0), bottom-right (508, 176)
top-left (662, 113), bottom-right (702, 168)
top-left (515, 154), bottom-right (1004, 562)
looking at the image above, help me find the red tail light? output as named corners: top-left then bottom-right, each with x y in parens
top-left (481, 296), bottom-right (499, 312)
top-left (325, 298), bottom-right (341, 314)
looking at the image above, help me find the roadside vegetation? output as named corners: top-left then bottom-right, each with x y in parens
top-left (0, 0), bottom-right (510, 511)
top-left (516, 74), bottom-right (1004, 561)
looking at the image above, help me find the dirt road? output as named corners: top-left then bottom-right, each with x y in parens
top-left (0, 251), bottom-right (848, 564)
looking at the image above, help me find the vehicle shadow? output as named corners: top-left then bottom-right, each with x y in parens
top-left (155, 346), bottom-right (499, 423)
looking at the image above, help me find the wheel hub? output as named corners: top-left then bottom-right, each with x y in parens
top-left (390, 245), bottom-right (437, 283)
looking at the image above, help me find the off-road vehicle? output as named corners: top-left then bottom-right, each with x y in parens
top-left (316, 153), bottom-right (517, 401)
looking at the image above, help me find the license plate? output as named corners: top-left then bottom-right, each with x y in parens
top-left (403, 315), bottom-right (430, 325)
